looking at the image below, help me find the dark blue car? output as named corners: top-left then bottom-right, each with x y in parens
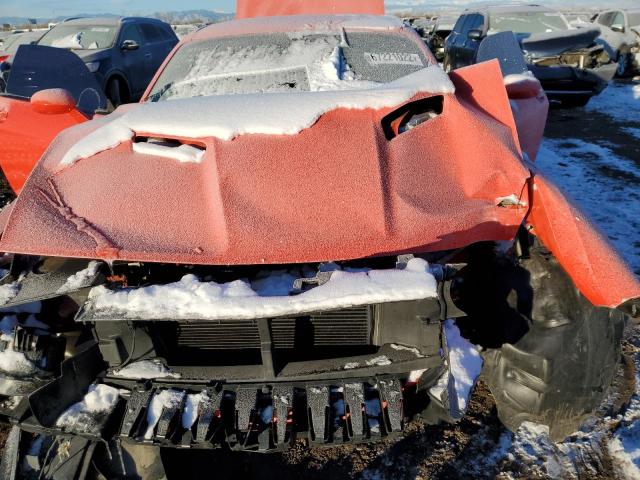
top-left (36, 17), bottom-right (178, 106)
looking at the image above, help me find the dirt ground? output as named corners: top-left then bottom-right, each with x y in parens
top-left (0, 81), bottom-right (638, 479)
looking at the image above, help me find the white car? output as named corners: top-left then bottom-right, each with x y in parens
top-left (592, 9), bottom-right (640, 76)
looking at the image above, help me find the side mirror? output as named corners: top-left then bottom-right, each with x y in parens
top-left (611, 25), bottom-right (625, 33)
top-left (121, 40), bottom-right (139, 51)
top-left (31, 88), bottom-right (76, 115)
top-left (468, 30), bottom-right (484, 41)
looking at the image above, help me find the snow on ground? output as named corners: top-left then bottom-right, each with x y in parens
top-left (55, 384), bottom-right (121, 434)
top-left (608, 344), bottom-right (640, 479)
top-left (87, 258), bottom-right (438, 321)
top-left (586, 82), bottom-right (640, 123)
top-left (537, 138), bottom-right (640, 274)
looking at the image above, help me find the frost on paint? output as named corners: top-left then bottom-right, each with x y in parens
top-left (58, 66), bottom-right (454, 167)
top-left (56, 261), bottom-right (101, 294)
top-left (430, 320), bottom-right (483, 412)
top-left (55, 384), bottom-right (121, 434)
top-left (111, 360), bottom-right (181, 380)
top-left (86, 258), bottom-right (438, 321)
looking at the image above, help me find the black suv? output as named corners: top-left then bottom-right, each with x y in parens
top-left (444, 5), bottom-right (617, 107)
top-left (36, 17), bottom-right (178, 106)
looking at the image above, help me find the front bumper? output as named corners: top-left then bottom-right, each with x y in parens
top-left (529, 63), bottom-right (617, 99)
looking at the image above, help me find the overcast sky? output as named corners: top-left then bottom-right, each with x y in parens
top-left (0, 0), bottom-right (635, 18)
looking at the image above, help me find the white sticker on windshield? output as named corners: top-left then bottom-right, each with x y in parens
top-left (91, 27), bottom-right (110, 32)
top-left (364, 52), bottom-right (424, 67)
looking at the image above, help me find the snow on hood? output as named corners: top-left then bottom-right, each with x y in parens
top-left (59, 66), bottom-right (455, 167)
top-left (85, 258), bottom-right (438, 321)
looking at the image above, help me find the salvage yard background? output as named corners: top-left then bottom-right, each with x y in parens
top-left (0, 78), bottom-right (638, 479)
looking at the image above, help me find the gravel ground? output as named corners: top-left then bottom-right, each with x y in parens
top-left (0, 80), bottom-right (638, 479)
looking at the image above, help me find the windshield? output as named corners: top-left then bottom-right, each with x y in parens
top-left (38, 24), bottom-right (117, 50)
top-left (148, 32), bottom-right (429, 102)
top-left (489, 12), bottom-right (570, 34)
top-left (629, 13), bottom-right (640, 26)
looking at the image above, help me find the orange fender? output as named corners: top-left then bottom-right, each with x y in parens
top-left (528, 174), bottom-right (640, 309)
top-left (236, 0), bottom-right (385, 18)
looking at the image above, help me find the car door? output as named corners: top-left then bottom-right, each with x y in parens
top-left (458, 14), bottom-right (485, 67)
top-left (118, 23), bottom-right (148, 96)
top-left (138, 23), bottom-right (169, 84)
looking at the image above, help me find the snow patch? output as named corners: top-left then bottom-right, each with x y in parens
top-left (55, 384), bottom-right (121, 433)
top-left (390, 344), bottom-right (423, 357)
top-left (503, 71), bottom-right (536, 85)
top-left (111, 360), bottom-right (181, 379)
top-left (87, 258), bottom-right (438, 321)
top-left (0, 281), bottom-right (19, 306)
top-left (182, 391), bottom-right (209, 430)
top-left (132, 142), bottom-right (206, 164)
top-left (56, 261), bottom-right (101, 294)
top-left (144, 389), bottom-right (185, 439)
top-left (366, 355), bottom-right (392, 367)
top-left (443, 319), bottom-right (483, 411)
top-left (59, 66), bottom-right (454, 167)
top-left (0, 316), bottom-right (37, 377)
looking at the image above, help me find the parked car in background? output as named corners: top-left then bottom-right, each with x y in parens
top-left (444, 5), bottom-right (617, 107)
top-left (592, 9), bottom-right (640, 76)
top-left (426, 15), bottom-right (459, 62)
top-left (35, 17), bottom-right (178, 106)
top-left (0, 30), bottom-right (44, 63)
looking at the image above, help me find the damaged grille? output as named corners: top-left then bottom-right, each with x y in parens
top-left (175, 306), bottom-right (372, 350)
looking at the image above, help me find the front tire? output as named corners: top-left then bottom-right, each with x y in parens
top-left (106, 77), bottom-right (126, 109)
top-left (481, 248), bottom-right (625, 440)
top-left (616, 52), bottom-right (631, 78)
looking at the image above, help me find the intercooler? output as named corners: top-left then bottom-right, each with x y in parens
top-left (175, 306), bottom-right (373, 350)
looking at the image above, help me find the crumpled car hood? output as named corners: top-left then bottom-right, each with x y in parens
top-left (0, 63), bottom-right (531, 265)
top-left (520, 27), bottom-right (600, 57)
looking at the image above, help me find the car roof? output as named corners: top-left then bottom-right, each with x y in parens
top-left (62, 16), bottom-right (168, 26)
top-left (190, 14), bottom-right (404, 41)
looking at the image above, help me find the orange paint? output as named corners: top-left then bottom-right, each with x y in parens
top-left (236, 0), bottom-right (385, 19)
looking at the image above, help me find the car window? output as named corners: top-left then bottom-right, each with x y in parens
top-left (452, 15), bottom-right (468, 34)
top-left (466, 14), bottom-right (485, 33)
top-left (611, 12), bottom-right (625, 30)
top-left (140, 24), bottom-right (163, 43)
top-left (158, 25), bottom-right (177, 41)
top-left (598, 12), bottom-right (614, 27)
top-left (147, 32), bottom-right (431, 101)
top-left (38, 24), bottom-right (117, 50)
top-left (489, 11), bottom-right (570, 34)
top-left (120, 24), bottom-right (144, 46)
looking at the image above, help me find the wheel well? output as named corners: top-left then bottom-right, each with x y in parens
top-left (106, 74), bottom-right (131, 104)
